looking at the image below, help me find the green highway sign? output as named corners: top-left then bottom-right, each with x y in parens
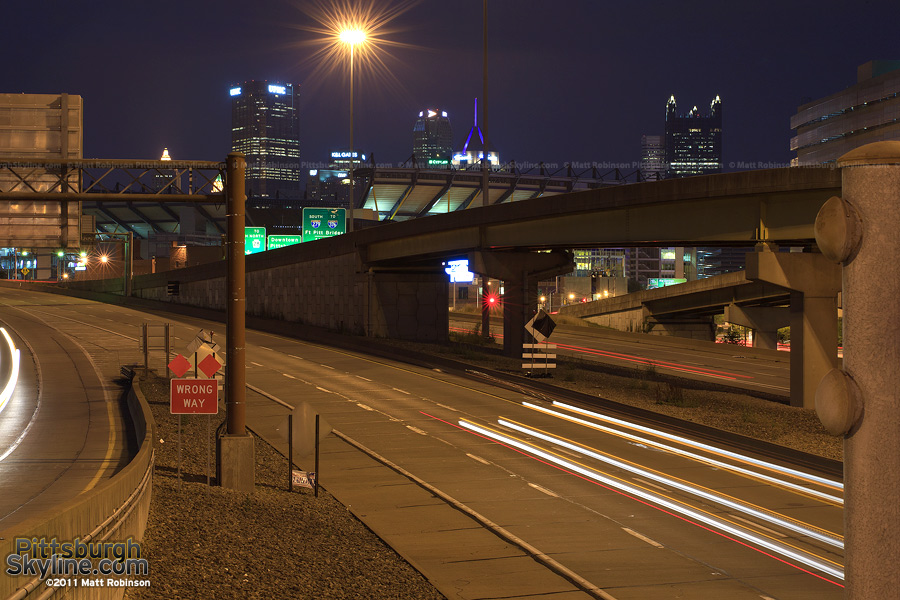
top-left (267, 235), bottom-right (302, 250)
top-left (302, 208), bottom-right (346, 242)
top-left (245, 227), bottom-right (266, 255)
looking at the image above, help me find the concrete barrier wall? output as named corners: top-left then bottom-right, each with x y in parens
top-left (0, 381), bottom-right (155, 600)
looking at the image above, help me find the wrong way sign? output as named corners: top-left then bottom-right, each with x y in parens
top-left (170, 378), bottom-right (218, 414)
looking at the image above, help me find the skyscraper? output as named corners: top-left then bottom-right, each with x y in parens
top-left (413, 109), bottom-right (453, 165)
top-left (230, 80), bottom-right (300, 200)
top-left (664, 95), bottom-right (722, 178)
top-left (640, 135), bottom-right (665, 180)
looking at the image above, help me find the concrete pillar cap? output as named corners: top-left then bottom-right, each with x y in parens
top-left (837, 141), bottom-right (900, 167)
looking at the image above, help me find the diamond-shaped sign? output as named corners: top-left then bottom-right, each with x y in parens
top-left (167, 354), bottom-right (192, 378)
top-left (198, 353), bottom-right (222, 378)
top-left (525, 309), bottom-right (557, 343)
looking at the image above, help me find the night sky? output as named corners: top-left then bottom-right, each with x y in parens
top-left (3, 0), bottom-right (896, 174)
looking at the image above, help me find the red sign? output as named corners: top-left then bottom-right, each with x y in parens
top-left (167, 354), bottom-right (192, 378)
top-left (198, 353), bottom-right (222, 378)
top-left (170, 378), bottom-right (218, 414)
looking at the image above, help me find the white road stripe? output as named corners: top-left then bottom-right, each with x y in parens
top-left (622, 527), bottom-right (664, 548)
top-left (528, 483), bottom-right (559, 497)
top-left (466, 453), bottom-right (490, 465)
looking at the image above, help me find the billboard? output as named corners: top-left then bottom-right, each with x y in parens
top-left (302, 208), bottom-right (346, 242)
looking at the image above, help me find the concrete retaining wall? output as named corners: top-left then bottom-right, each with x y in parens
top-left (0, 380), bottom-right (155, 600)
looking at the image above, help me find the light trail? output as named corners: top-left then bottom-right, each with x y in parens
top-left (525, 402), bottom-right (843, 505)
top-left (0, 327), bottom-right (21, 415)
top-left (450, 324), bottom-right (759, 381)
top-left (552, 401), bottom-right (843, 492)
top-left (458, 418), bottom-right (844, 583)
top-left (498, 418), bottom-right (842, 549)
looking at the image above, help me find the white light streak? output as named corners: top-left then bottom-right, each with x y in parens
top-left (459, 419), bottom-right (844, 581)
top-left (554, 401), bottom-right (842, 490)
top-left (0, 328), bottom-right (21, 416)
top-left (499, 419), bottom-right (842, 549)
top-left (526, 402), bottom-right (843, 505)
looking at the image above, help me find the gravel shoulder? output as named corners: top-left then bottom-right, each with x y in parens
top-left (126, 374), bottom-right (446, 600)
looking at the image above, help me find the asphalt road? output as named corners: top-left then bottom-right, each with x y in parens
top-left (0, 288), bottom-right (843, 599)
top-left (450, 313), bottom-right (792, 398)
top-left (0, 292), bottom-right (134, 531)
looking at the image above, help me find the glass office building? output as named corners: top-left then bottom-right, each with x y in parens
top-left (413, 109), bottom-right (453, 165)
top-left (665, 95), bottom-right (722, 178)
top-left (230, 81), bottom-right (301, 200)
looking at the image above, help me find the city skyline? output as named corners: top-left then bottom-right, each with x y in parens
top-left (2, 0), bottom-right (896, 170)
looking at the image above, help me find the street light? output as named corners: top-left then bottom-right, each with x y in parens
top-left (339, 28), bottom-right (366, 233)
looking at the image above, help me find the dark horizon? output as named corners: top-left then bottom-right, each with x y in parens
top-left (3, 0), bottom-right (896, 171)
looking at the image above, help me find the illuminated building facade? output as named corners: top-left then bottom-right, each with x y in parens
top-left (413, 109), bottom-right (453, 165)
top-left (791, 60), bottom-right (900, 165)
top-left (664, 95), bottom-right (722, 178)
top-left (230, 80), bottom-right (300, 200)
top-left (640, 135), bottom-right (665, 180)
top-left (452, 99), bottom-right (499, 168)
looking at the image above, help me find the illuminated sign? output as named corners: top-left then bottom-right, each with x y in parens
top-left (268, 84), bottom-right (286, 95)
top-left (267, 235), bottom-right (303, 250)
top-left (330, 151), bottom-right (364, 160)
top-left (661, 250), bottom-right (676, 260)
top-left (428, 159), bottom-right (449, 166)
top-left (445, 259), bottom-right (474, 283)
top-left (309, 169), bottom-right (318, 176)
top-left (428, 109), bottom-right (437, 118)
top-left (245, 227), bottom-right (266, 255)
top-left (302, 208), bottom-right (346, 242)
top-left (648, 278), bottom-right (687, 289)
top-left (229, 87), bottom-right (241, 96)
top-left (442, 111), bottom-right (447, 117)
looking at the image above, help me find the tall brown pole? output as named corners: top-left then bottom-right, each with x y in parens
top-left (348, 44), bottom-right (355, 233)
top-left (225, 152), bottom-right (246, 435)
top-left (480, 0), bottom-right (491, 340)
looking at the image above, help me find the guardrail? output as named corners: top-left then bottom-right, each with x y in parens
top-left (0, 376), bottom-right (155, 600)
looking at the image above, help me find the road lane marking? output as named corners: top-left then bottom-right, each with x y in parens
top-left (529, 483), bottom-right (559, 497)
top-left (356, 375), bottom-right (372, 381)
top-left (392, 387), bottom-right (411, 395)
top-left (250, 361), bottom-right (263, 367)
top-left (406, 426), bottom-right (428, 436)
top-left (283, 373), bottom-right (297, 379)
top-left (466, 453), bottom-right (490, 465)
top-left (622, 527), bottom-right (664, 548)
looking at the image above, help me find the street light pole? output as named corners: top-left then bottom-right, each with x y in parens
top-left (348, 42), bottom-right (355, 233)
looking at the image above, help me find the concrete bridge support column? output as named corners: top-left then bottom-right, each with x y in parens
top-left (745, 251), bottom-right (840, 408)
top-left (724, 304), bottom-right (789, 350)
top-left (814, 142), bottom-right (900, 599)
top-left (469, 250), bottom-right (573, 357)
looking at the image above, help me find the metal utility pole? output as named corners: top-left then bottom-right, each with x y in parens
top-left (219, 151), bottom-right (254, 492)
top-left (225, 152), bottom-right (246, 436)
top-left (481, 0), bottom-right (491, 340)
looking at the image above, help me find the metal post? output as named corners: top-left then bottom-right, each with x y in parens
top-left (164, 323), bottom-right (171, 378)
top-left (206, 415), bottom-right (211, 487)
top-left (481, 278), bottom-right (490, 339)
top-left (818, 142), bottom-right (900, 598)
top-left (288, 413), bottom-right (293, 492)
top-left (125, 231), bottom-right (133, 297)
top-left (348, 44), bottom-right (355, 233)
top-left (481, 0), bottom-right (489, 208)
top-left (142, 323), bottom-right (149, 372)
top-left (177, 414), bottom-right (182, 489)
top-left (314, 414), bottom-right (320, 498)
top-left (225, 152), bottom-right (246, 436)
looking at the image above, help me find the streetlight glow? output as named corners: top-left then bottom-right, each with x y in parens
top-left (339, 28), bottom-right (366, 45)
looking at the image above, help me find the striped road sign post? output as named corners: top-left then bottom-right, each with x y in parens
top-left (523, 343), bottom-right (556, 376)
